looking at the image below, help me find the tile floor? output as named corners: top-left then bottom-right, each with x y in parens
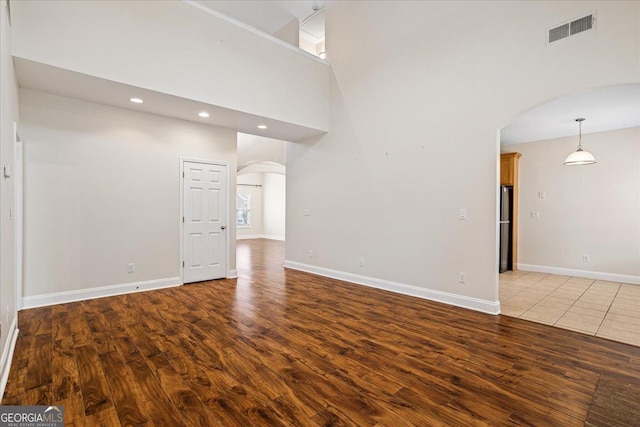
top-left (500, 270), bottom-right (640, 347)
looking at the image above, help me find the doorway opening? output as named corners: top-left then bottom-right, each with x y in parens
top-left (236, 133), bottom-right (288, 244)
top-left (496, 83), bottom-right (640, 346)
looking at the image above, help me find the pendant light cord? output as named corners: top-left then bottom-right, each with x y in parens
top-left (576, 118), bottom-right (585, 151)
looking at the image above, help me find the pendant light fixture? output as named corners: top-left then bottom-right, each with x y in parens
top-left (564, 118), bottom-right (597, 166)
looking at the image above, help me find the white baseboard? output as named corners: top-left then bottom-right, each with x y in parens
top-left (283, 260), bottom-right (500, 315)
top-left (22, 277), bottom-right (182, 310)
top-left (227, 269), bottom-right (239, 279)
top-left (237, 234), bottom-right (263, 240)
top-left (517, 264), bottom-right (640, 285)
top-left (237, 234), bottom-right (285, 241)
top-left (0, 317), bottom-right (19, 399)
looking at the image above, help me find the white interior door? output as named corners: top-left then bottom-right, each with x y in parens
top-left (183, 161), bottom-right (227, 283)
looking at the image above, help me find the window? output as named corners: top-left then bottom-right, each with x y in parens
top-left (236, 192), bottom-right (251, 227)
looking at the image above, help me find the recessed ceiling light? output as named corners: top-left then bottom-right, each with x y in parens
top-left (130, 97), bottom-right (144, 104)
top-left (257, 125), bottom-right (267, 129)
top-left (198, 112), bottom-right (210, 118)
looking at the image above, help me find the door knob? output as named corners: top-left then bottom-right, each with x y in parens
top-left (221, 225), bottom-right (226, 230)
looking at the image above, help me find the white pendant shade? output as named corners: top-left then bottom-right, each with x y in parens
top-left (564, 117), bottom-right (596, 166)
top-left (564, 149), bottom-right (597, 166)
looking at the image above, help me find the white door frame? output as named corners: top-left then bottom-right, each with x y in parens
top-left (14, 123), bottom-right (23, 311)
top-left (179, 157), bottom-right (231, 284)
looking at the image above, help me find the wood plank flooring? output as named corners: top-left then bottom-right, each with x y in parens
top-left (3, 239), bottom-right (640, 426)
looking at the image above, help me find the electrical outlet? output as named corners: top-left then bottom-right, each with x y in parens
top-left (308, 250), bottom-right (313, 259)
top-left (459, 272), bottom-right (466, 284)
top-left (303, 209), bottom-right (310, 216)
top-left (127, 263), bottom-right (135, 273)
top-left (530, 211), bottom-right (540, 218)
top-left (583, 254), bottom-right (591, 263)
top-left (359, 257), bottom-right (365, 268)
top-left (538, 191), bottom-right (546, 199)
top-left (459, 209), bottom-right (467, 220)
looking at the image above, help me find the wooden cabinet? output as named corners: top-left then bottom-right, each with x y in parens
top-left (500, 152), bottom-right (521, 271)
top-left (500, 152), bottom-right (521, 186)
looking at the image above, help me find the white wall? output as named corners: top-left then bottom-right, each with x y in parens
top-left (20, 90), bottom-right (237, 302)
top-left (273, 18), bottom-right (300, 47)
top-left (504, 127), bottom-right (640, 281)
top-left (0, 0), bottom-right (19, 384)
top-left (286, 1), bottom-right (640, 312)
top-left (236, 173), bottom-right (264, 238)
top-left (10, 0), bottom-right (329, 132)
top-left (263, 173), bottom-right (286, 240)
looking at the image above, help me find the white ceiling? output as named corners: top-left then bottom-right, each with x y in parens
top-left (15, 57), bottom-right (324, 142)
top-left (501, 83), bottom-right (640, 145)
top-left (193, 1), bottom-right (325, 44)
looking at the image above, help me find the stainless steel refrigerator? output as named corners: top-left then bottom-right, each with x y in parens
top-left (499, 185), bottom-right (513, 273)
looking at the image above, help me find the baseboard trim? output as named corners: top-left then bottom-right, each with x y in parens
top-left (0, 317), bottom-right (19, 399)
top-left (22, 277), bottom-right (182, 309)
top-left (227, 269), bottom-right (239, 279)
top-left (517, 264), bottom-right (640, 285)
top-left (237, 235), bottom-right (285, 241)
top-left (262, 235), bottom-right (285, 241)
top-left (237, 234), bottom-right (264, 240)
top-left (283, 260), bottom-right (500, 315)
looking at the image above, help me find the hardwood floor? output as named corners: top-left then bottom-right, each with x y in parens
top-left (3, 239), bottom-right (640, 426)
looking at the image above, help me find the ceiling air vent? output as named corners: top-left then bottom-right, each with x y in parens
top-left (548, 13), bottom-right (595, 44)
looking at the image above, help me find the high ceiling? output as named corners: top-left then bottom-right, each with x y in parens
top-left (14, 1), bottom-right (637, 145)
top-left (501, 83), bottom-right (640, 145)
top-left (192, 1), bottom-right (325, 44)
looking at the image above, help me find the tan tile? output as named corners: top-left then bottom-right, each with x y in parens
top-left (506, 293), bottom-right (540, 304)
top-left (504, 281), bottom-right (532, 291)
top-left (532, 281), bottom-right (560, 291)
top-left (607, 306), bottom-right (640, 319)
top-left (583, 286), bottom-right (619, 297)
top-left (572, 300), bottom-right (611, 311)
top-left (616, 285), bottom-right (640, 300)
top-left (557, 310), bottom-right (604, 326)
top-left (539, 275), bottom-right (570, 284)
top-left (536, 298), bottom-right (573, 311)
top-left (593, 280), bottom-right (622, 287)
top-left (599, 317), bottom-right (640, 334)
top-left (521, 306), bottom-right (565, 325)
top-left (619, 284), bottom-right (640, 295)
top-left (565, 306), bottom-right (607, 318)
top-left (560, 282), bottom-right (591, 291)
top-left (609, 299), bottom-right (640, 316)
top-left (501, 299), bottom-right (537, 313)
top-left (555, 315), bottom-right (599, 335)
top-left (565, 277), bottom-right (595, 287)
top-left (514, 274), bottom-right (545, 284)
top-left (519, 288), bottom-right (552, 299)
top-left (550, 290), bottom-right (583, 301)
top-left (616, 293), bottom-right (640, 302)
top-left (596, 326), bottom-right (640, 347)
top-left (577, 294), bottom-right (615, 305)
top-left (499, 289), bottom-right (520, 300)
top-left (500, 308), bottom-right (526, 317)
top-left (553, 321), bottom-right (595, 335)
top-left (501, 306), bottom-right (527, 317)
top-left (602, 313), bottom-right (640, 336)
top-left (603, 312), bottom-right (640, 326)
